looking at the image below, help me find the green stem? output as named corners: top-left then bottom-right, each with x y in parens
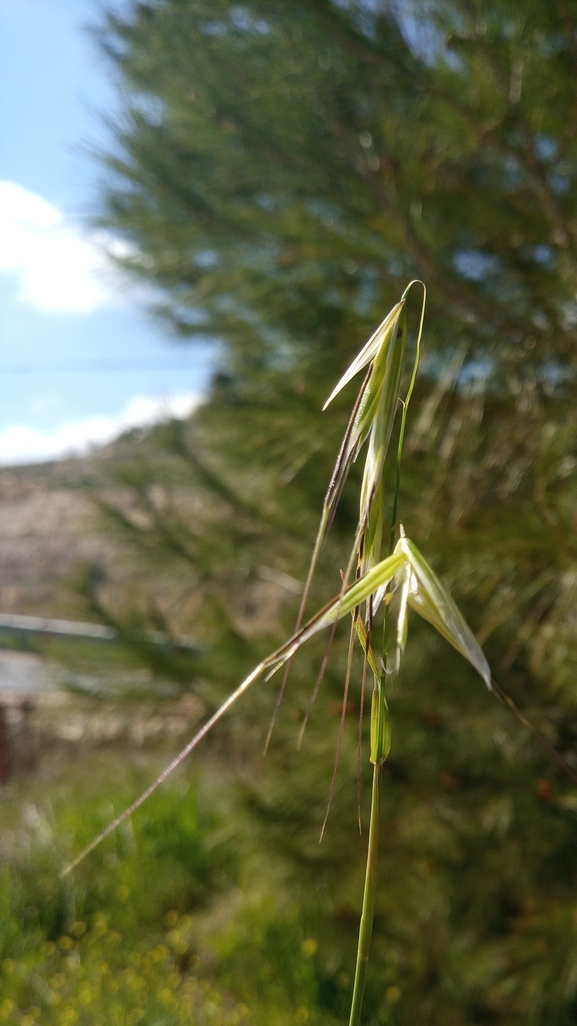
top-left (349, 756), bottom-right (382, 1026)
top-left (390, 284), bottom-right (426, 551)
top-left (348, 284), bottom-right (426, 1024)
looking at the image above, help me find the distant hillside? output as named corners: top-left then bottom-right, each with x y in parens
top-left (0, 427), bottom-right (158, 620)
top-left (0, 418), bottom-right (294, 643)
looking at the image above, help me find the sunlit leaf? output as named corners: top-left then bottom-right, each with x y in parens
top-left (353, 614), bottom-right (381, 680)
top-left (322, 300), bottom-right (405, 411)
top-left (268, 550), bottom-right (406, 673)
top-left (398, 534), bottom-right (492, 688)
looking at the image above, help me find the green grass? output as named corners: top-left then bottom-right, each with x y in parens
top-left (0, 748), bottom-right (347, 1025)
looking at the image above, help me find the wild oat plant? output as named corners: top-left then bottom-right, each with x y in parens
top-left (65, 283), bottom-right (575, 1024)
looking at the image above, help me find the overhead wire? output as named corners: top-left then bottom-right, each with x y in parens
top-left (0, 359), bottom-right (207, 374)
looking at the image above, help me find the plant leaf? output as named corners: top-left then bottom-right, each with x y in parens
top-left (353, 614), bottom-right (381, 680)
top-left (271, 550), bottom-right (406, 670)
top-left (323, 300), bottom-right (405, 410)
top-left (358, 314), bottom-right (406, 574)
top-left (398, 535), bottom-right (492, 688)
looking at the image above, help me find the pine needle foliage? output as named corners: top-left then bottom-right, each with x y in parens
top-left (76, 1), bottom-right (577, 1022)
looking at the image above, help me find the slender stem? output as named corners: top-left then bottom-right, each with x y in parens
top-left (390, 283), bottom-right (426, 549)
top-left (348, 284), bottom-right (426, 1024)
top-left (349, 758), bottom-right (382, 1026)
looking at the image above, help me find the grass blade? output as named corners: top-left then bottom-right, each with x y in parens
top-left (399, 534), bottom-right (491, 687)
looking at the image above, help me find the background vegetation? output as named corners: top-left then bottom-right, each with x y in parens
top-left (4, 1), bottom-right (577, 1023)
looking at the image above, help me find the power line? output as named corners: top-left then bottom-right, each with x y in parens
top-left (0, 360), bottom-right (208, 375)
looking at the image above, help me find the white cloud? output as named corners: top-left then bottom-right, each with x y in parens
top-left (0, 181), bottom-right (127, 314)
top-left (0, 393), bottom-right (201, 466)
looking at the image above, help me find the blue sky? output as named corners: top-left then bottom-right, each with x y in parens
top-left (0, 0), bottom-right (213, 463)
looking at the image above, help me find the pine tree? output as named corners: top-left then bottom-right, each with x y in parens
top-left (85, 2), bottom-right (577, 1022)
